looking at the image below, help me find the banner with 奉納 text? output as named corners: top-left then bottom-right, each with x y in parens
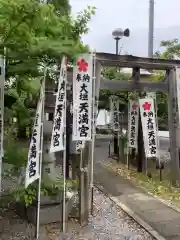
top-left (128, 100), bottom-right (139, 149)
top-left (25, 84), bottom-right (44, 188)
top-left (72, 54), bottom-right (93, 141)
top-left (139, 98), bottom-right (158, 158)
top-left (49, 56), bottom-right (67, 153)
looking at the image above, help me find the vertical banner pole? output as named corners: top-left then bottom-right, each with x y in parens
top-left (154, 95), bottom-right (162, 179)
top-left (154, 95), bottom-right (161, 169)
top-left (0, 50), bottom-right (5, 195)
top-left (62, 61), bottom-right (67, 232)
top-left (35, 69), bottom-right (46, 239)
top-left (79, 147), bottom-right (84, 225)
top-left (48, 56), bottom-right (67, 232)
top-left (90, 52), bottom-right (96, 215)
top-left (127, 101), bottom-right (130, 168)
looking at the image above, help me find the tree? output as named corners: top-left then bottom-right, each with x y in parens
top-left (0, 0), bottom-right (96, 137)
top-left (155, 38), bottom-right (180, 59)
top-left (99, 67), bottom-right (130, 111)
top-left (99, 67), bottom-right (131, 156)
top-left (153, 38), bottom-right (180, 130)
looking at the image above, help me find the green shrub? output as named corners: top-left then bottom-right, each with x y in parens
top-left (4, 138), bottom-right (28, 167)
top-left (11, 177), bottom-right (77, 207)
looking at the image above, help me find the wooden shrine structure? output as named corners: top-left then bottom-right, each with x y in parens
top-left (95, 53), bottom-right (180, 187)
top-left (45, 53), bottom-right (180, 227)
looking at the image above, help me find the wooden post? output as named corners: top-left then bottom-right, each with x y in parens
top-left (137, 111), bottom-right (145, 172)
top-left (78, 150), bottom-right (84, 225)
top-left (167, 68), bottom-right (180, 186)
top-left (132, 68), bottom-right (146, 172)
top-left (118, 112), bottom-right (124, 163)
top-left (83, 142), bottom-right (90, 224)
top-left (78, 142), bottom-right (90, 226)
top-left (71, 154), bottom-right (78, 180)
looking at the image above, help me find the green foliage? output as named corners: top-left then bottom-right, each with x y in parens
top-left (72, 6), bottom-right (96, 37)
top-left (46, 0), bottom-right (71, 15)
top-left (155, 38), bottom-right (180, 59)
top-left (11, 178), bottom-right (77, 207)
top-left (0, 0), bottom-right (96, 75)
top-left (1, 0), bottom-right (96, 133)
top-left (153, 38), bottom-right (180, 127)
top-left (102, 67), bottom-right (131, 81)
top-left (12, 183), bottom-right (47, 207)
top-left (99, 67), bottom-right (131, 110)
top-left (4, 137), bottom-right (28, 167)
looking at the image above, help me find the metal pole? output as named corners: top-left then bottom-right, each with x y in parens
top-left (79, 148), bottom-right (84, 225)
top-left (113, 37), bottom-right (119, 155)
top-left (35, 70), bottom-right (46, 240)
top-left (65, 90), bottom-right (70, 179)
top-left (148, 0), bottom-right (161, 173)
top-left (0, 50), bottom-right (5, 195)
top-left (148, 0), bottom-right (154, 58)
top-left (115, 37), bottom-right (120, 55)
top-left (127, 101), bottom-right (130, 168)
top-left (90, 53), bottom-right (96, 215)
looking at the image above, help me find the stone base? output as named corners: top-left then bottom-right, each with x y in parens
top-left (15, 194), bottom-right (76, 225)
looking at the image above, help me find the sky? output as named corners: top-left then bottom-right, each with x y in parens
top-left (70, 0), bottom-right (180, 55)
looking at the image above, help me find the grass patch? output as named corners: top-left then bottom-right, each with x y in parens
top-left (103, 160), bottom-right (180, 209)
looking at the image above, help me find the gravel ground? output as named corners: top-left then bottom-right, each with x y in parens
top-left (65, 188), bottom-right (155, 240)
top-left (0, 140), bottom-right (168, 239)
top-left (0, 188), bottom-right (155, 240)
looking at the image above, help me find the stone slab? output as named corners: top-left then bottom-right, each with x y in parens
top-left (152, 220), bottom-right (180, 238)
top-left (121, 197), bottom-right (167, 211)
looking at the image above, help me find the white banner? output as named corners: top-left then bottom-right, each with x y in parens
top-left (176, 67), bottom-right (180, 123)
top-left (25, 86), bottom-right (43, 188)
top-left (110, 97), bottom-right (119, 131)
top-left (139, 98), bottom-right (158, 158)
top-left (72, 54), bottom-right (93, 141)
top-left (128, 100), bottom-right (139, 148)
top-left (50, 56), bottom-right (67, 152)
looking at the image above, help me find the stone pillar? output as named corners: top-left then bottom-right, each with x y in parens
top-left (43, 115), bottom-right (59, 181)
top-left (42, 140), bottom-right (57, 181)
